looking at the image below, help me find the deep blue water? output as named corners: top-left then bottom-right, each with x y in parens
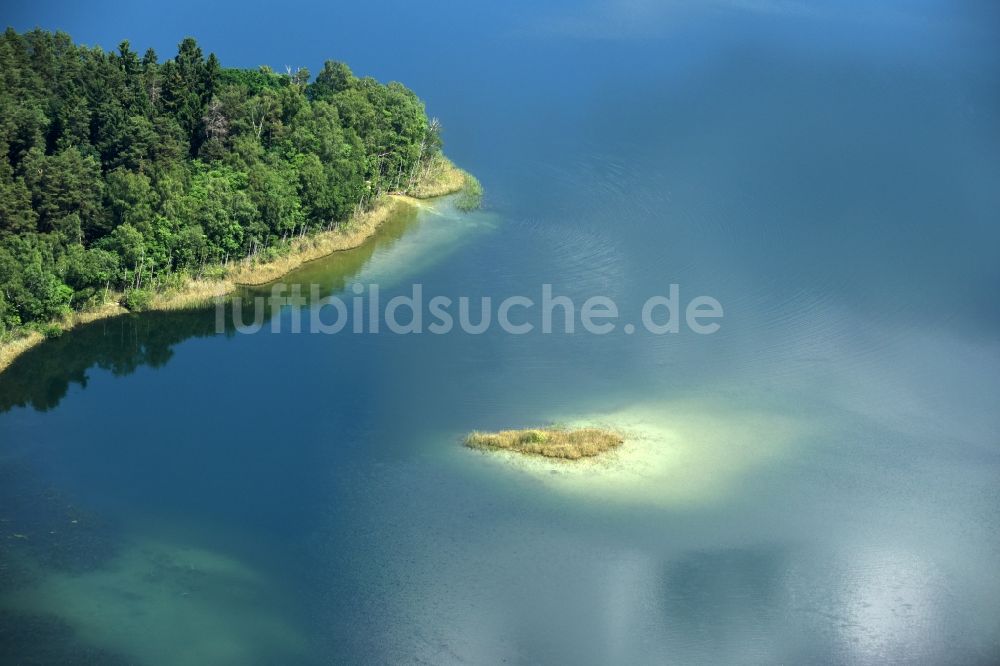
top-left (2, 1), bottom-right (1000, 663)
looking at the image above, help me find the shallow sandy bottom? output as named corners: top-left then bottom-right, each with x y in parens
top-left (1, 538), bottom-right (305, 665)
top-left (465, 400), bottom-right (806, 507)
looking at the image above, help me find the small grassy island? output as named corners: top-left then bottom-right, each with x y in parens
top-left (465, 428), bottom-right (624, 460)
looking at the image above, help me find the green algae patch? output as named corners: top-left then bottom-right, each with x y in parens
top-left (464, 427), bottom-right (624, 460)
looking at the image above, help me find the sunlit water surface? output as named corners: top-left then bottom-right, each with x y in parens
top-left (2, 1), bottom-right (999, 663)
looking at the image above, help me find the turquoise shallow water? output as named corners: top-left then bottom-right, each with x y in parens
top-left (2, 1), bottom-right (1000, 663)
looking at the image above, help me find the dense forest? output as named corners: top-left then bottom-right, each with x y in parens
top-left (0, 28), bottom-right (459, 336)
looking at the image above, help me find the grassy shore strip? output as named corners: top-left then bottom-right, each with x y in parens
top-left (465, 428), bottom-right (625, 460)
top-left (230, 193), bottom-right (415, 287)
top-left (0, 159), bottom-right (469, 375)
top-left (0, 302), bottom-right (129, 374)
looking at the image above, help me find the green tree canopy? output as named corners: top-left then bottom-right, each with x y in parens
top-left (0, 29), bottom-right (445, 330)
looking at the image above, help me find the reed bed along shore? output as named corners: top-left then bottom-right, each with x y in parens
top-left (0, 332), bottom-right (44, 375)
top-left (0, 159), bottom-right (470, 374)
top-left (226, 195), bottom-right (408, 286)
top-left (465, 428), bottom-right (625, 460)
top-left (0, 301), bottom-right (128, 374)
top-left (407, 153), bottom-right (470, 199)
top-left (145, 193), bottom-right (410, 310)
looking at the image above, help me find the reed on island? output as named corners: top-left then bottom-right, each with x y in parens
top-left (465, 427), bottom-right (625, 460)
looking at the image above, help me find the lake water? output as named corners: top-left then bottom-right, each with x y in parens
top-left (2, 1), bottom-right (999, 663)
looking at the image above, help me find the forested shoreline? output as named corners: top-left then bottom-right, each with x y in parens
top-left (0, 28), bottom-right (476, 349)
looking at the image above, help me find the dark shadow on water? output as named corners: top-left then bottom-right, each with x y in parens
top-left (0, 310), bottom-right (224, 413)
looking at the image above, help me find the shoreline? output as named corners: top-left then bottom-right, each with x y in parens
top-left (0, 158), bottom-right (473, 375)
